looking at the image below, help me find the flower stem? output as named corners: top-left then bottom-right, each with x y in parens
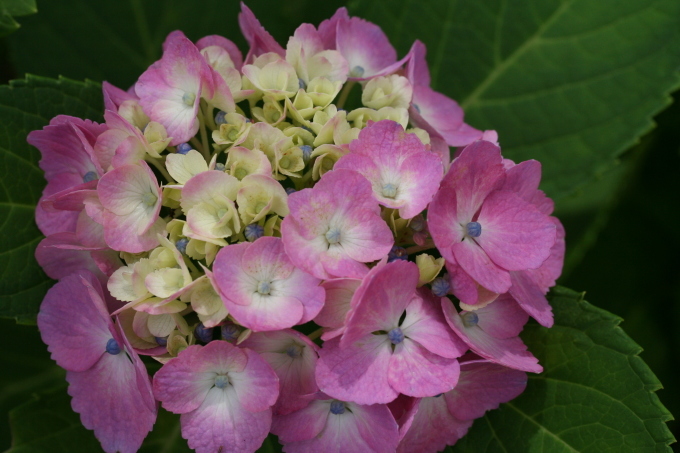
top-left (405, 242), bottom-right (435, 255)
top-left (307, 327), bottom-right (324, 341)
top-left (145, 156), bottom-right (173, 183)
top-left (336, 81), bottom-right (356, 109)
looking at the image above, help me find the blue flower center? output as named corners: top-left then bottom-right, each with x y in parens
top-left (257, 281), bottom-right (271, 295)
top-left (466, 221), bottom-right (482, 238)
top-left (350, 66), bottom-right (365, 77)
top-left (182, 92), bottom-right (196, 107)
top-left (388, 327), bottom-right (405, 345)
top-left (155, 336), bottom-right (168, 346)
top-left (387, 246), bottom-right (408, 262)
top-left (330, 400), bottom-right (346, 415)
top-left (105, 338), bottom-right (121, 355)
top-left (82, 171), bottom-right (98, 183)
top-left (214, 374), bottom-right (229, 389)
top-left (177, 143), bottom-right (192, 154)
top-left (431, 277), bottom-right (450, 297)
top-left (462, 311), bottom-right (479, 328)
top-left (325, 228), bottom-right (342, 244)
top-left (244, 224), bottom-right (265, 242)
top-left (285, 344), bottom-right (303, 358)
top-left (381, 183), bottom-right (398, 198)
top-left (221, 324), bottom-right (241, 342)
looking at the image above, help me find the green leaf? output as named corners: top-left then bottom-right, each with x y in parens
top-left (7, 384), bottom-right (102, 452)
top-left (0, 0), bottom-right (36, 37)
top-left (352, 0), bottom-right (680, 200)
top-left (0, 75), bottom-right (102, 324)
top-left (451, 287), bottom-right (675, 452)
top-left (5, 0), bottom-right (346, 89)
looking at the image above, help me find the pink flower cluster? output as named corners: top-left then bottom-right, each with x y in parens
top-left (30, 4), bottom-right (564, 453)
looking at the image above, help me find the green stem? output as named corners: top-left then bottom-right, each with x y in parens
top-left (336, 81), bottom-right (356, 109)
top-left (196, 108), bottom-right (211, 162)
top-left (405, 242), bottom-right (435, 255)
top-left (307, 327), bottom-right (324, 341)
top-left (145, 156), bottom-right (173, 183)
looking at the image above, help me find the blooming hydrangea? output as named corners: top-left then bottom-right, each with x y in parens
top-left (30, 4), bottom-right (564, 452)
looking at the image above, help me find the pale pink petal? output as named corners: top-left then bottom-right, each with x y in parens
top-left (317, 7), bottom-right (348, 49)
top-left (35, 234), bottom-right (109, 286)
top-left (475, 294), bottom-right (529, 339)
top-left (103, 81), bottom-right (137, 111)
top-left (66, 351), bottom-right (156, 453)
top-left (180, 386), bottom-right (272, 453)
top-left (196, 35), bottom-right (244, 70)
top-left (271, 398), bottom-right (330, 443)
top-left (229, 348), bottom-right (280, 412)
top-left (405, 40), bottom-right (430, 87)
top-left (315, 278), bottom-right (361, 328)
top-left (316, 336), bottom-right (397, 404)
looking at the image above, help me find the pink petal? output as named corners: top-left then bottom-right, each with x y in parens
top-left (37, 271), bottom-right (111, 372)
top-left (103, 81), bottom-right (137, 111)
top-left (452, 237), bottom-right (511, 294)
top-left (196, 35), bottom-right (244, 70)
top-left (239, 2), bottom-right (285, 63)
top-left (442, 300), bottom-right (542, 373)
top-left (509, 271), bottom-right (554, 328)
top-left (443, 140), bottom-right (506, 221)
top-left (341, 260), bottom-right (419, 348)
top-left (397, 396), bottom-right (472, 453)
top-left (445, 358), bottom-right (527, 420)
top-left (229, 347), bottom-right (280, 412)
top-left (336, 15), bottom-right (398, 79)
top-left (388, 339), bottom-right (460, 397)
top-left (317, 7), bottom-right (349, 49)
top-left (271, 398), bottom-right (330, 443)
top-left (66, 350), bottom-right (156, 453)
top-left (315, 278), bottom-right (361, 328)
top-left (405, 40), bottom-right (430, 87)
top-left (316, 336), bottom-right (397, 404)
top-left (35, 234), bottom-right (110, 286)
top-left (180, 386), bottom-right (272, 453)
top-left (476, 190), bottom-right (556, 271)
top-left (400, 289), bottom-right (467, 359)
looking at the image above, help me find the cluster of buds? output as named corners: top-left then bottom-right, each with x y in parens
top-left (30, 4), bottom-right (565, 453)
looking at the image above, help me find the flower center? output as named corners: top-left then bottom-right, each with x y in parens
top-left (381, 183), bottom-right (398, 198)
top-left (285, 344), bottom-right (303, 358)
top-left (105, 338), bottom-right (121, 355)
top-left (142, 192), bottom-right (157, 207)
top-left (350, 66), bottom-right (365, 78)
top-left (388, 327), bottom-right (405, 345)
top-left (257, 281), bottom-right (271, 295)
top-left (330, 400), bottom-right (346, 415)
top-left (182, 92), bottom-right (196, 107)
top-left (466, 221), bottom-right (482, 238)
top-left (325, 227), bottom-right (342, 244)
top-left (214, 374), bottom-right (229, 389)
top-left (462, 311), bottom-right (479, 327)
top-left (82, 171), bottom-right (98, 183)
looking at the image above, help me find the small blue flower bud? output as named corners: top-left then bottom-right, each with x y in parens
top-left (388, 327), bottom-right (405, 345)
top-left (351, 66), bottom-right (365, 77)
top-left (245, 118), bottom-right (252, 123)
top-left (214, 374), bottom-right (229, 389)
top-left (215, 110), bottom-right (227, 125)
top-left (466, 221), bottom-right (482, 238)
top-left (221, 323), bottom-right (241, 342)
top-left (177, 143), bottom-right (192, 155)
top-left (194, 323), bottom-right (214, 343)
top-left (106, 338), bottom-right (121, 355)
top-left (285, 187), bottom-right (297, 195)
top-left (461, 311), bottom-right (479, 328)
top-left (175, 238), bottom-right (189, 254)
top-left (431, 277), bottom-right (450, 297)
top-left (387, 246), bottom-right (408, 262)
top-left (83, 171), bottom-right (98, 183)
top-left (244, 223), bottom-right (265, 242)
top-left (298, 78), bottom-right (307, 90)
top-left (214, 162), bottom-right (226, 172)
top-left (155, 336), bottom-right (168, 346)
top-left (330, 400), bottom-right (346, 415)
top-left (300, 125), bottom-right (312, 133)
top-left (300, 144), bottom-right (313, 163)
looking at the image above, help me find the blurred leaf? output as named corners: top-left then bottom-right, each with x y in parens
top-left (0, 75), bottom-right (102, 323)
top-left (451, 287), bottom-right (675, 452)
top-left (6, 0), bottom-right (345, 89)
top-left (0, 319), bottom-right (63, 449)
top-left (354, 0), bottom-right (680, 201)
top-left (0, 0), bottom-right (36, 37)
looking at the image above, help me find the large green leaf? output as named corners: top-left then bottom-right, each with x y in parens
top-left (0, 0), bottom-right (36, 37)
top-left (6, 0), bottom-right (345, 89)
top-left (353, 0), bottom-right (680, 200)
top-left (0, 75), bottom-right (102, 323)
top-left (451, 287), bottom-right (675, 452)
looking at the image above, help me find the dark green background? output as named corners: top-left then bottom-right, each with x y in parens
top-left (0, 0), bottom-right (677, 451)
